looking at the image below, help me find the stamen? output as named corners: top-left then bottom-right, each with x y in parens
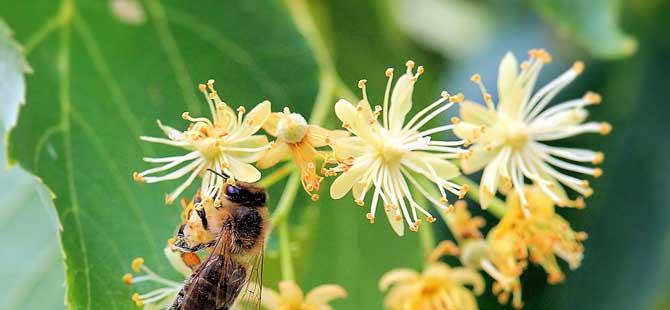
top-left (470, 74), bottom-right (495, 110)
top-left (358, 79), bottom-right (368, 102)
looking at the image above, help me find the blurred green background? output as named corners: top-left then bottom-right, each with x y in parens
top-left (0, 0), bottom-right (669, 309)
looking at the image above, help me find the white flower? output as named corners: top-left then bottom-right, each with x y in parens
top-left (329, 61), bottom-right (468, 236)
top-left (133, 80), bottom-right (271, 203)
top-left (454, 49), bottom-right (611, 212)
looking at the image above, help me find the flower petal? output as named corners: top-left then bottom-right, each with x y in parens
top-left (227, 135), bottom-right (270, 163)
top-left (497, 52), bottom-right (518, 103)
top-left (459, 100), bottom-right (497, 125)
top-left (237, 100), bottom-right (271, 138)
top-left (403, 151), bottom-right (460, 181)
top-left (334, 99), bottom-right (375, 139)
top-left (227, 157), bottom-right (262, 182)
top-left (262, 112), bottom-right (282, 137)
top-left (461, 144), bottom-right (501, 174)
top-left (279, 281), bottom-right (304, 306)
top-left (305, 125), bottom-right (350, 148)
top-left (389, 73), bottom-right (414, 133)
top-left (330, 162), bottom-right (369, 199)
top-left (157, 119), bottom-right (184, 141)
top-left (305, 284), bottom-right (347, 306)
top-left (379, 268), bottom-right (419, 291)
top-left (256, 141), bottom-right (291, 169)
top-left (330, 136), bottom-right (367, 161)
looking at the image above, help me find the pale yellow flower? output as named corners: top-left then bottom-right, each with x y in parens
top-left (437, 203), bottom-right (524, 309)
top-left (123, 246), bottom-right (195, 309)
top-left (488, 185), bottom-right (587, 285)
top-left (257, 107), bottom-right (348, 200)
top-left (379, 246), bottom-right (484, 310)
top-left (260, 280), bottom-right (347, 310)
top-left (454, 49), bottom-right (610, 211)
top-left (133, 80), bottom-right (271, 203)
top-left (329, 61), bottom-right (468, 235)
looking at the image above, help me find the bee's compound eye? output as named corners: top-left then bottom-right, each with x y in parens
top-left (226, 184), bottom-right (241, 196)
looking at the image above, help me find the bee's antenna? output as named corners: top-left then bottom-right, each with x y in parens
top-left (206, 168), bottom-right (229, 180)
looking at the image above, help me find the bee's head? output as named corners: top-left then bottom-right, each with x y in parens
top-left (206, 169), bottom-right (267, 208)
top-left (224, 181), bottom-right (267, 208)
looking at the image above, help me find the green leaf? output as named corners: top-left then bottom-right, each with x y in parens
top-left (0, 141), bottom-right (65, 310)
top-left (532, 0), bottom-right (637, 59)
top-left (3, 0), bottom-right (318, 308)
top-left (0, 19), bottom-right (32, 131)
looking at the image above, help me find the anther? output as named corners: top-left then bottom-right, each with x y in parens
top-left (236, 106), bottom-right (246, 113)
top-left (592, 152), bottom-right (604, 164)
top-left (355, 199), bottom-right (364, 206)
top-left (593, 168), bottom-right (603, 178)
top-left (599, 122), bottom-right (612, 135)
top-left (451, 117), bottom-right (461, 124)
top-left (311, 194), bottom-right (320, 201)
top-left (181, 112), bottom-right (190, 120)
top-left (427, 216), bottom-right (437, 223)
top-left (131, 257), bottom-right (144, 273)
top-left (580, 180), bottom-right (590, 188)
top-left (572, 61), bottom-right (585, 74)
top-left (451, 93), bottom-right (464, 103)
top-left (440, 91), bottom-right (450, 98)
top-left (358, 79), bottom-right (367, 89)
top-left (405, 60), bottom-right (415, 70)
top-left (385, 68), bottom-right (394, 77)
top-left (484, 93), bottom-right (492, 102)
top-left (416, 66), bottom-right (425, 76)
top-left (198, 84), bottom-right (207, 92)
top-left (165, 195), bottom-right (174, 205)
top-left (574, 197), bottom-right (586, 209)
top-left (521, 62), bottom-right (530, 70)
top-left (584, 91), bottom-right (602, 104)
top-left (132, 172), bottom-right (144, 182)
top-left (122, 273), bottom-right (133, 285)
top-left (366, 212), bottom-right (375, 223)
top-left (470, 74), bottom-right (481, 83)
top-left (132, 293), bottom-right (144, 306)
top-left (458, 184), bottom-right (469, 198)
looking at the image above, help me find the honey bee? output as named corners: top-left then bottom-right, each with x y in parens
top-left (170, 170), bottom-right (269, 310)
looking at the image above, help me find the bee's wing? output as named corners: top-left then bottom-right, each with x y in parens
top-left (181, 224), bottom-right (242, 309)
top-left (231, 246), bottom-right (265, 310)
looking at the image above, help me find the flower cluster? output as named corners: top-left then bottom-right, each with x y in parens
top-left (128, 49), bottom-right (608, 309)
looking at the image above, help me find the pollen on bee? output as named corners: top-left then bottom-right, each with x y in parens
top-left (122, 273), bottom-right (133, 285)
top-left (181, 252), bottom-right (201, 268)
top-left (131, 257), bottom-right (144, 273)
